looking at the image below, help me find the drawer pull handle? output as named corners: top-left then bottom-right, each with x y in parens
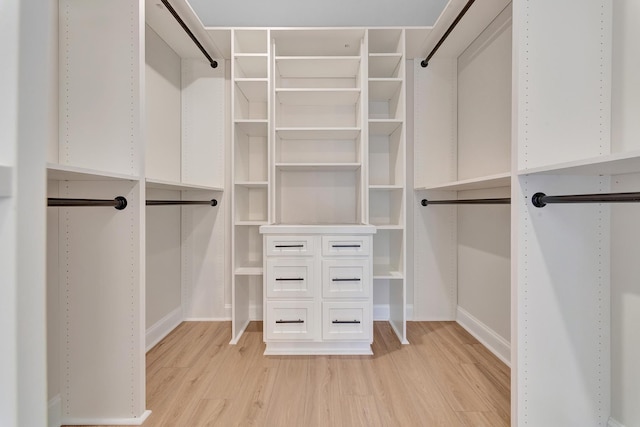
top-left (332, 278), bottom-right (361, 282)
top-left (275, 277), bottom-right (304, 281)
top-left (275, 244), bottom-right (304, 248)
top-left (332, 320), bottom-right (361, 324)
top-left (331, 244), bottom-right (361, 248)
top-left (276, 319), bottom-right (304, 324)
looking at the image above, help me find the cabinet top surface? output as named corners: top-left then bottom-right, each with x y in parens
top-left (260, 224), bottom-right (377, 234)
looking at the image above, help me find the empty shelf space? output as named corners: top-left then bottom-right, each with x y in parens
top-left (235, 120), bottom-right (269, 137)
top-left (235, 79), bottom-right (268, 102)
top-left (418, 172), bottom-right (511, 192)
top-left (276, 127), bottom-right (361, 140)
top-left (369, 53), bottom-right (402, 78)
top-left (369, 79), bottom-right (403, 101)
top-left (518, 150), bottom-right (640, 176)
top-left (369, 120), bottom-right (403, 136)
top-left (275, 56), bottom-right (361, 78)
top-left (47, 163), bottom-right (140, 182)
top-left (373, 265), bottom-right (404, 279)
top-left (146, 178), bottom-right (223, 192)
top-left (276, 89), bottom-right (361, 106)
top-left (234, 54), bottom-right (268, 78)
top-left (235, 266), bottom-right (264, 276)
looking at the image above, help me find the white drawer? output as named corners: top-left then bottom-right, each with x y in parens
top-left (322, 302), bottom-right (371, 341)
top-left (322, 259), bottom-right (369, 299)
top-left (266, 301), bottom-right (317, 341)
top-left (322, 235), bottom-right (370, 256)
top-left (266, 258), bottom-right (315, 299)
top-left (266, 235), bottom-right (314, 256)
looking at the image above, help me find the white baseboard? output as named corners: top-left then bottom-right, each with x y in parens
top-left (608, 417), bottom-right (626, 427)
top-left (373, 304), bottom-right (389, 320)
top-left (456, 306), bottom-right (511, 367)
top-left (146, 307), bottom-right (182, 352)
top-left (48, 394), bottom-right (61, 427)
top-left (183, 317), bottom-right (232, 321)
top-left (62, 410), bottom-right (151, 426)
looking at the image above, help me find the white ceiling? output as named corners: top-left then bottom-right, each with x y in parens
top-left (187, 0), bottom-right (449, 28)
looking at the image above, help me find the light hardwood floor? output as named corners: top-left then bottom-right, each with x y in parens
top-left (70, 321), bottom-right (510, 427)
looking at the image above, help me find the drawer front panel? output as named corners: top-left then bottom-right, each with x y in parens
top-left (322, 235), bottom-right (370, 256)
top-left (322, 259), bottom-right (369, 299)
top-left (322, 302), bottom-right (371, 341)
top-left (266, 301), bottom-right (316, 341)
top-left (266, 258), bottom-right (314, 298)
top-left (266, 235), bottom-right (314, 256)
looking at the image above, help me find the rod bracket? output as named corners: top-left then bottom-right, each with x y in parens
top-left (531, 192), bottom-right (547, 208)
top-left (420, 60), bottom-right (429, 68)
top-left (115, 196), bottom-right (128, 210)
top-left (421, 199), bottom-right (428, 206)
top-left (210, 61), bottom-right (218, 68)
top-left (211, 199), bottom-right (218, 206)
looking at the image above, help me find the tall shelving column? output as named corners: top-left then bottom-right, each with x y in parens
top-left (368, 29), bottom-right (407, 344)
top-left (231, 29), bottom-right (270, 343)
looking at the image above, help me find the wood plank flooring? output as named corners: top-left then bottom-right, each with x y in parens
top-left (68, 321), bottom-right (510, 427)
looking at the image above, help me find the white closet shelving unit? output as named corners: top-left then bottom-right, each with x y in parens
top-left (368, 28), bottom-right (408, 344)
top-left (231, 29), bottom-right (270, 343)
top-left (46, 0), bottom-right (225, 424)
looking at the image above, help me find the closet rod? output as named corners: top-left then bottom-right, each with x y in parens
top-left (532, 191), bottom-right (640, 208)
top-left (146, 199), bottom-right (218, 206)
top-left (160, 0), bottom-right (218, 68)
top-left (421, 197), bottom-right (510, 206)
top-left (421, 0), bottom-right (476, 68)
top-left (48, 197), bottom-right (128, 210)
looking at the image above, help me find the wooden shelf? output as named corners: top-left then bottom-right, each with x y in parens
top-left (235, 120), bottom-right (268, 137)
top-left (418, 172), bottom-right (511, 192)
top-left (146, 178), bottom-right (223, 192)
top-left (0, 165), bottom-right (11, 197)
top-left (235, 79), bottom-right (268, 102)
top-left (276, 127), bottom-right (361, 140)
top-left (275, 56), bottom-right (361, 78)
top-left (276, 163), bottom-right (361, 172)
top-left (518, 150), bottom-right (640, 176)
top-left (369, 120), bottom-right (402, 136)
top-left (47, 163), bottom-right (140, 182)
top-left (369, 79), bottom-right (403, 101)
top-left (276, 89), bottom-right (361, 106)
top-left (369, 53), bottom-right (402, 78)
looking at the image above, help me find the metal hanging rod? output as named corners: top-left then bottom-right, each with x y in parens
top-left (48, 197), bottom-right (128, 210)
top-left (421, 197), bottom-right (510, 206)
top-left (146, 199), bottom-right (218, 206)
top-left (421, 0), bottom-right (476, 68)
top-left (532, 192), bottom-right (640, 208)
top-left (160, 0), bottom-right (218, 69)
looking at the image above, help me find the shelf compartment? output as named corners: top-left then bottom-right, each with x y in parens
top-left (276, 89), bottom-right (361, 106)
top-left (373, 229), bottom-right (404, 279)
top-left (234, 225), bottom-right (264, 274)
top-left (235, 181), bottom-right (268, 188)
top-left (369, 83), bottom-right (402, 120)
top-left (272, 29), bottom-right (364, 57)
top-left (369, 28), bottom-right (403, 54)
top-left (369, 188), bottom-right (404, 227)
top-left (369, 126), bottom-right (404, 186)
top-left (235, 265), bottom-right (264, 276)
top-left (275, 56), bottom-right (361, 79)
top-left (0, 165), bottom-right (12, 197)
top-left (276, 130), bottom-right (361, 164)
top-left (235, 126), bottom-right (268, 183)
top-left (47, 163), bottom-right (140, 182)
top-left (369, 120), bottom-right (402, 136)
top-left (234, 83), bottom-right (267, 121)
top-left (276, 163), bottom-right (361, 172)
top-left (518, 149), bottom-right (640, 176)
top-left (418, 172), bottom-right (511, 192)
top-left (235, 120), bottom-right (268, 137)
top-left (235, 79), bottom-right (268, 102)
top-left (235, 185), bottom-right (268, 223)
top-left (276, 127), bottom-right (361, 140)
top-left (145, 178), bottom-right (223, 192)
top-left (369, 53), bottom-right (402, 78)
top-left (369, 79), bottom-right (403, 102)
top-left (234, 29), bottom-right (268, 54)
top-left (234, 54), bottom-right (268, 78)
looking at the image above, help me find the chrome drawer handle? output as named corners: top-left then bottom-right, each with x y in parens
top-left (332, 320), bottom-right (361, 324)
top-left (331, 244), bottom-right (361, 248)
top-left (275, 244), bottom-right (304, 248)
top-left (275, 277), bottom-right (304, 281)
top-left (332, 278), bottom-right (361, 282)
top-left (276, 319), bottom-right (304, 324)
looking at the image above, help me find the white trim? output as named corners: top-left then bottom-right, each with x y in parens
top-left (264, 341), bottom-right (372, 355)
top-left (456, 306), bottom-right (511, 367)
top-left (373, 304), bottom-right (390, 320)
top-left (48, 395), bottom-right (61, 427)
top-left (608, 417), bottom-right (626, 427)
top-left (183, 317), bottom-right (232, 321)
top-left (145, 307), bottom-right (182, 352)
top-left (62, 410), bottom-right (151, 426)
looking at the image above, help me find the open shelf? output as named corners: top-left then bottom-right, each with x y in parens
top-left (146, 178), bottom-right (223, 192)
top-left (369, 53), bottom-right (402, 78)
top-left (235, 264), bottom-right (264, 276)
top-left (518, 150), bottom-right (640, 176)
top-left (275, 163), bottom-right (361, 171)
top-left (47, 163), bottom-right (140, 182)
top-left (234, 54), bottom-right (268, 78)
top-left (275, 56), bottom-right (361, 78)
top-left (276, 127), bottom-right (361, 140)
top-left (369, 120), bottom-right (402, 136)
top-left (235, 120), bottom-right (268, 137)
top-left (0, 165), bottom-right (11, 197)
top-left (369, 79), bottom-right (403, 102)
top-left (276, 89), bottom-right (361, 106)
top-left (235, 181), bottom-right (268, 188)
top-left (418, 172), bottom-right (511, 192)
top-left (235, 79), bottom-right (268, 102)
top-left (373, 265), bottom-right (404, 280)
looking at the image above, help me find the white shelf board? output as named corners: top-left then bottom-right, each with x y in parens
top-left (235, 220), bottom-right (268, 226)
top-left (369, 120), bottom-right (402, 136)
top-left (275, 162), bottom-right (361, 172)
top-left (370, 185), bottom-right (404, 190)
top-left (276, 89), bottom-right (360, 106)
top-left (146, 178), bottom-right (223, 192)
top-left (235, 181), bottom-right (268, 188)
top-left (47, 163), bottom-right (140, 182)
top-left (371, 224), bottom-right (404, 230)
top-left (275, 56), bottom-right (361, 78)
top-left (0, 165), bottom-right (11, 197)
top-left (373, 265), bottom-right (404, 279)
top-left (235, 54), bottom-right (268, 78)
top-left (369, 79), bottom-right (403, 101)
top-left (368, 53), bottom-right (402, 78)
top-left (235, 79), bottom-right (268, 102)
top-left (518, 150), bottom-right (640, 176)
top-left (276, 127), bottom-right (361, 140)
top-left (235, 120), bottom-right (268, 136)
top-left (418, 172), bottom-right (511, 191)
top-left (235, 266), bottom-right (264, 276)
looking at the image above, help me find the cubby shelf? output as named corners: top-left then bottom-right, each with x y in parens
top-left (373, 266), bottom-right (404, 280)
top-left (276, 89), bottom-right (361, 105)
top-left (369, 53), bottom-right (402, 78)
top-left (518, 150), bottom-right (640, 176)
top-left (235, 266), bottom-right (264, 276)
top-left (0, 165), bottom-right (12, 197)
top-left (47, 163), bottom-right (140, 182)
top-left (235, 181), bottom-right (268, 188)
top-left (275, 163), bottom-right (361, 171)
top-left (418, 172), bottom-right (511, 192)
top-left (369, 120), bottom-right (402, 136)
top-left (235, 120), bottom-right (269, 136)
top-left (368, 79), bottom-right (403, 101)
top-left (146, 178), bottom-right (223, 192)
top-left (276, 127), bottom-right (361, 139)
top-left (275, 56), bottom-right (361, 78)
top-left (235, 54), bottom-right (268, 78)
top-left (236, 79), bottom-right (268, 102)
